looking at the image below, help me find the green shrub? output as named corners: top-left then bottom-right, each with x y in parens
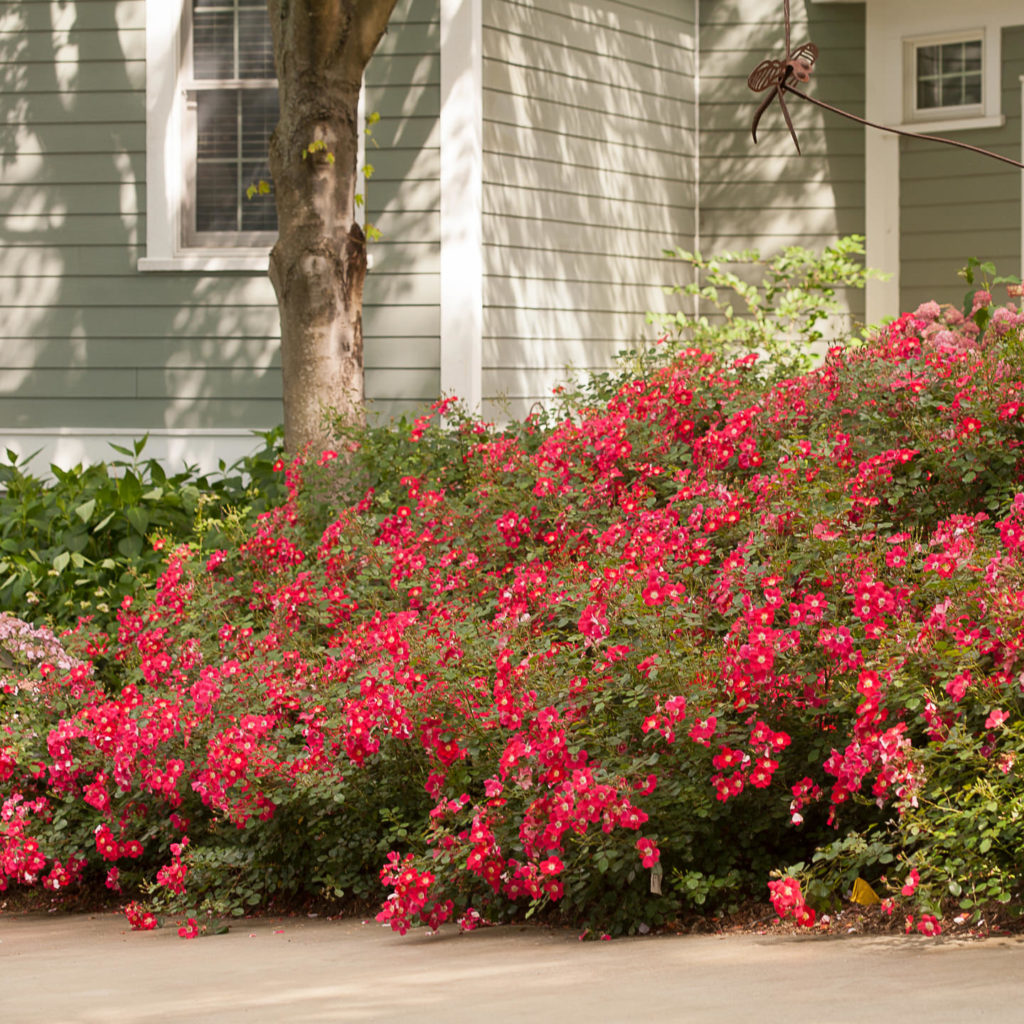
top-left (3, 271), bottom-right (1024, 943)
top-left (650, 234), bottom-right (882, 378)
top-left (0, 431), bottom-right (286, 633)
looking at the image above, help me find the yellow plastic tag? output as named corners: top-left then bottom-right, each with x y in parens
top-left (850, 877), bottom-right (881, 905)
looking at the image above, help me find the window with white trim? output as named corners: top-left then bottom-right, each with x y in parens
top-left (905, 31), bottom-right (985, 123)
top-left (141, 0), bottom-right (279, 270)
top-left (184, 0), bottom-right (278, 245)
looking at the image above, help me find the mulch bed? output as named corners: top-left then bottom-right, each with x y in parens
top-left (3, 888), bottom-right (1021, 941)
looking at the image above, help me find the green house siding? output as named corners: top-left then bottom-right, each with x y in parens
top-left (480, 0), bottom-right (698, 421)
top-left (900, 25), bottom-right (1024, 312)
top-left (17, 0), bottom-right (1024, 462)
top-left (0, 0), bottom-right (276, 434)
top-left (698, 0), bottom-right (867, 324)
top-left (0, 0), bottom-right (441, 444)
top-left (364, 0), bottom-right (442, 418)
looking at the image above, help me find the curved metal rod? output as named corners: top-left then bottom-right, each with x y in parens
top-left (782, 84), bottom-right (1024, 171)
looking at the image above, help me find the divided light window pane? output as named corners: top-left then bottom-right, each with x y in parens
top-left (193, 10), bottom-right (234, 79)
top-left (238, 8), bottom-right (276, 78)
top-left (195, 89), bottom-right (278, 234)
top-left (190, 0), bottom-right (278, 237)
top-left (916, 39), bottom-right (982, 111)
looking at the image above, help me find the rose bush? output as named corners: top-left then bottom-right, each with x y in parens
top-left (2, 288), bottom-right (1024, 938)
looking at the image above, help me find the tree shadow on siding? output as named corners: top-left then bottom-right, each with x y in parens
top-left (476, 0), bottom-right (698, 421)
top-left (0, 2), bottom-right (284, 467)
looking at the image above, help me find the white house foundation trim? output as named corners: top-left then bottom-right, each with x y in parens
top-left (3, 430), bottom-right (273, 477)
top-left (439, 0), bottom-right (483, 415)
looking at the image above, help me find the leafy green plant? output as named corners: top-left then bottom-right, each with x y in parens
top-left (650, 234), bottom-right (884, 377)
top-left (0, 431), bottom-right (286, 633)
top-left (959, 256), bottom-right (1022, 332)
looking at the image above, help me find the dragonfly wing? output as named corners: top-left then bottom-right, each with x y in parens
top-left (789, 42), bottom-right (818, 67)
top-left (747, 59), bottom-right (783, 93)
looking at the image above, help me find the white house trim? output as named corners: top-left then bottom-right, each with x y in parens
top-left (141, 0), bottom-right (185, 269)
top-left (863, 0), bottom-right (900, 326)
top-left (862, 0), bottom-right (1024, 324)
top-left (693, 0), bottom-right (701, 260)
top-left (439, 0), bottom-right (483, 414)
top-left (4, 429), bottom-right (269, 476)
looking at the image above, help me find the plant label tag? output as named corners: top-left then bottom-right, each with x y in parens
top-left (650, 862), bottom-right (663, 895)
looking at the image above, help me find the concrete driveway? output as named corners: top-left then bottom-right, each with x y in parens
top-left (1, 912), bottom-right (1022, 1023)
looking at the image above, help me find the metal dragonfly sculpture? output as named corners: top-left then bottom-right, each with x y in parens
top-left (747, 1), bottom-right (818, 154)
top-left (748, 0), bottom-right (1024, 170)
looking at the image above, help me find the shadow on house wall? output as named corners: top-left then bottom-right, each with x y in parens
top-left (697, 0), bottom-right (867, 332)
top-left (0, 0), bottom-right (443, 468)
top-left (477, 0), bottom-right (699, 420)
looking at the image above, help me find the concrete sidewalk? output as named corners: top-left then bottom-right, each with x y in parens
top-left (1, 912), bottom-right (1022, 1023)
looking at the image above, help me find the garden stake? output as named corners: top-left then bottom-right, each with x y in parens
top-left (749, 0), bottom-right (1024, 170)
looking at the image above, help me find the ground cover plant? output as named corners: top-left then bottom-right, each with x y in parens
top-left (0, 433), bottom-right (286, 634)
top-left (2, 279), bottom-right (1024, 941)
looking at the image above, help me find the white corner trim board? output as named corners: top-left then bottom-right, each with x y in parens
top-left (439, 0), bottom-right (483, 415)
top-left (142, 0), bottom-right (184, 269)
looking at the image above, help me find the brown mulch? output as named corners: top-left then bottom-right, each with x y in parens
top-left (3, 888), bottom-right (1020, 942)
top-left (664, 900), bottom-right (1023, 940)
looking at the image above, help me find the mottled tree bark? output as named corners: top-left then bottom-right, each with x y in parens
top-left (266, 0), bottom-right (398, 453)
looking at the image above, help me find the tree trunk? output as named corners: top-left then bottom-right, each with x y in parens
top-left (266, 1), bottom-right (397, 454)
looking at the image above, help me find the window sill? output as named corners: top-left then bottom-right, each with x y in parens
top-left (897, 114), bottom-right (1005, 134)
top-left (137, 252), bottom-right (271, 273)
top-left (138, 251), bottom-right (375, 273)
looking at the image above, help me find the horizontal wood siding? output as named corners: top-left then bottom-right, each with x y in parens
top-left (698, 0), bottom-right (867, 327)
top-left (364, 0), bottom-right (442, 418)
top-left (481, 0), bottom-right (697, 420)
top-left (0, 0), bottom-right (440, 446)
top-left (900, 25), bottom-right (1024, 312)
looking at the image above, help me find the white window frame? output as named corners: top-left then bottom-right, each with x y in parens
top-left (901, 28), bottom-right (1004, 132)
top-left (180, 2), bottom-right (279, 250)
top-left (141, 0), bottom-right (275, 271)
top-left (905, 31), bottom-right (985, 122)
